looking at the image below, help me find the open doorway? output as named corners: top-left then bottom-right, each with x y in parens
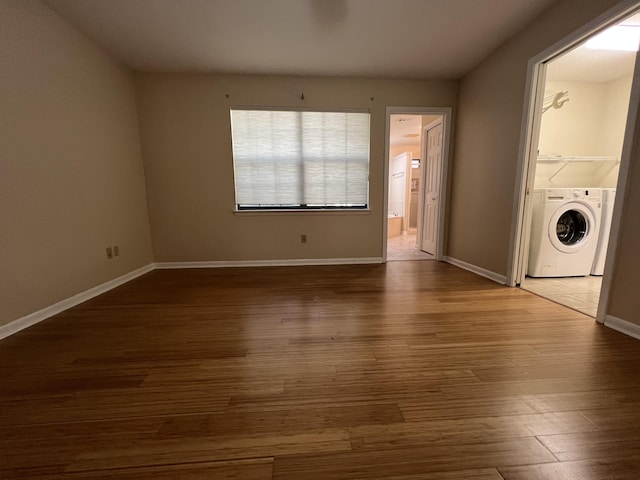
top-left (384, 107), bottom-right (451, 262)
top-left (510, 8), bottom-right (640, 319)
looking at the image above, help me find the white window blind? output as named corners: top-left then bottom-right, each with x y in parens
top-left (230, 109), bottom-right (370, 209)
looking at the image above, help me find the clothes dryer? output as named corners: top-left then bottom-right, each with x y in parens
top-left (528, 188), bottom-right (602, 277)
top-left (591, 188), bottom-right (616, 276)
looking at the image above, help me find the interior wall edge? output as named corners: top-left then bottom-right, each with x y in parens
top-left (443, 256), bottom-right (507, 285)
top-left (0, 264), bottom-right (155, 341)
top-left (155, 258), bottom-right (385, 269)
top-left (603, 314), bottom-right (640, 341)
top-left (1, 257), bottom-right (388, 341)
top-left (131, 74), bottom-right (156, 262)
top-left (1, 0), bottom-right (154, 327)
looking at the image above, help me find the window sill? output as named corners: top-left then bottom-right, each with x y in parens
top-left (233, 209), bottom-right (372, 216)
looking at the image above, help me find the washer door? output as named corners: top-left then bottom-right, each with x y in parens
top-left (548, 202), bottom-right (596, 253)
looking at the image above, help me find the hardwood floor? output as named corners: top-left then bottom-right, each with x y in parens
top-left (2, 261), bottom-right (640, 479)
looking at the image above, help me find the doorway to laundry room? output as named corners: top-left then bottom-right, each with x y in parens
top-left (516, 12), bottom-right (639, 317)
top-left (384, 109), bottom-right (447, 262)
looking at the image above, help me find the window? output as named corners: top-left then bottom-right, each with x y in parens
top-left (230, 108), bottom-right (370, 210)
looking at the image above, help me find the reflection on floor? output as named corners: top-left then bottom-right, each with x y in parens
top-left (387, 233), bottom-right (434, 262)
top-left (522, 275), bottom-right (602, 317)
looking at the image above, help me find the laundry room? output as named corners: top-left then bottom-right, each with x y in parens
top-left (522, 15), bottom-right (638, 317)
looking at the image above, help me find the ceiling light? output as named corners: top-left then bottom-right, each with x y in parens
top-left (586, 25), bottom-right (640, 52)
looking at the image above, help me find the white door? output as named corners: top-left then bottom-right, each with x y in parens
top-left (389, 151), bottom-right (411, 220)
top-left (420, 122), bottom-right (443, 254)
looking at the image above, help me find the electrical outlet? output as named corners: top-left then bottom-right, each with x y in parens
top-left (301, 234), bottom-right (307, 244)
top-left (106, 247), bottom-right (113, 259)
top-left (113, 245), bottom-right (119, 257)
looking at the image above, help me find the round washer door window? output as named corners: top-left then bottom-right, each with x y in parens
top-left (556, 210), bottom-right (587, 246)
top-left (548, 201), bottom-right (596, 254)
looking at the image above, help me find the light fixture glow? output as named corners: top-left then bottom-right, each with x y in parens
top-left (586, 25), bottom-right (640, 52)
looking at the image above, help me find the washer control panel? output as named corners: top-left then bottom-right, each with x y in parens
top-left (544, 188), bottom-right (601, 202)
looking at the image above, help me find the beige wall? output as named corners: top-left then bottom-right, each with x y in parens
top-left (601, 74), bottom-right (633, 187)
top-left (534, 77), bottom-right (630, 188)
top-left (0, 1), bottom-right (153, 327)
top-left (540, 76), bottom-right (632, 161)
top-left (539, 81), bottom-right (607, 157)
top-left (135, 74), bottom-right (457, 262)
top-left (603, 75), bottom-right (633, 159)
top-left (449, 0), bottom-right (625, 276)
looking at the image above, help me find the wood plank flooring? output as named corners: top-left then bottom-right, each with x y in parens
top-left (2, 261), bottom-right (640, 479)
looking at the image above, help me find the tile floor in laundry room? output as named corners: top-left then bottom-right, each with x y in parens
top-left (522, 275), bottom-right (602, 317)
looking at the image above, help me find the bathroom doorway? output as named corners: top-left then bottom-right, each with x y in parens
top-left (383, 107), bottom-right (451, 262)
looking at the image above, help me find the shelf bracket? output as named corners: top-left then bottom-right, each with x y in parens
top-left (548, 161), bottom-right (568, 182)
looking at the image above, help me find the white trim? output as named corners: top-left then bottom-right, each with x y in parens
top-left (508, 61), bottom-right (547, 287)
top-left (230, 106), bottom-right (370, 114)
top-left (382, 111), bottom-right (390, 262)
top-left (383, 106), bottom-right (453, 263)
top-left (444, 256), bottom-right (507, 285)
top-left (527, 0), bottom-right (640, 68)
top-left (0, 264), bottom-right (154, 341)
top-left (423, 117), bottom-right (444, 131)
top-left (154, 257), bottom-right (384, 269)
top-left (0, 257), bottom-right (387, 341)
top-left (604, 315), bottom-right (640, 341)
top-left (233, 209), bottom-right (371, 216)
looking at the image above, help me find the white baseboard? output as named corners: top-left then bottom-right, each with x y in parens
top-left (444, 256), bottom-right (507, 285)
top-left (604, 314), bottom-right (640, 341)
top-left (154, 257), bottom-right (384, 269)
top-left (0, 264), bottom-right (154, 341)
top-left (0, 256), bottom-right (390, 341)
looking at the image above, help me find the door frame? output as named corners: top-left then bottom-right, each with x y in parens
top-left (507, 0), bottom-right (640, 325)
top-left (383, 106), bottom-right (453, 262)
top-left (418, 117), bottom-right (445, 255)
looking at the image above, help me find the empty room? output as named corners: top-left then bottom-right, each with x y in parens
top-left (3, 0), bottom-right (640, 479)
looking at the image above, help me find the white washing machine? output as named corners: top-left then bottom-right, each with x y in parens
top-left (591, 188), bottom-right (616, 276)
top-left (528, 188), bottom-right (602, 277)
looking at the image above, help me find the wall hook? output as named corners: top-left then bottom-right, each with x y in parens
top-left (301, 93), bottom-right (305, 100)
top-left (542, 91), bottom-right (569, 114)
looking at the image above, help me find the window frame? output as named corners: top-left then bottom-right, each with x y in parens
top-left (229, 106), bottom-right (372, 213)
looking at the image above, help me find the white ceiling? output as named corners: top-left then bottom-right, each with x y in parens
top-left (43, 0), bottom-right (559, 79)
top-left (389, 114), bottom-right (441, 147)
top-left (546, 14), bottom-right (640, 83)
top-left (390, 115), bottom-right (423, 147)
top-left (547, 43), bottom-right (637, 83)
